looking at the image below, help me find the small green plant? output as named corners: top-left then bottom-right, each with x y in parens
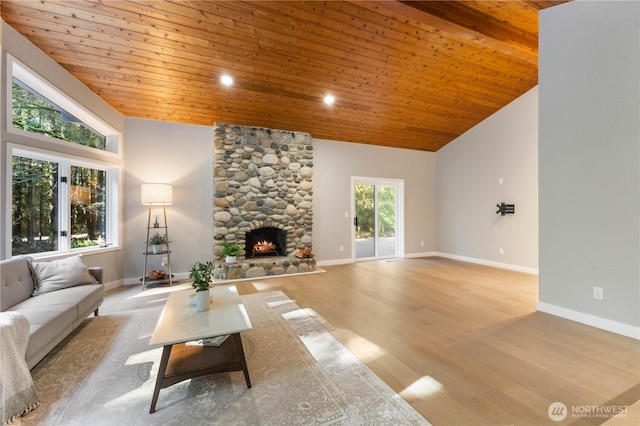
top-left (189, 261), bottom-right (213, 292)
top-left (220, 241), bottom-right (241, 256)
top-left (149, 232), bottom-right (167, 245)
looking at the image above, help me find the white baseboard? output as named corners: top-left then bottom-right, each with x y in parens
top-left (318, 253), bottom-right (530, 271)
top-left (123, 277), bottom-right (139, 286)
top-left (434, 252), bottom-right (539, 275)
top-left (404, 251), bottom-right (438, 259)
top-left (317, 258), bottom-right (353, 267)
top-left (537, 302), bottom-right (640, 340)
top-left (318, 252), bottom-right (438, 266)
top-left (103, 279), bottom-right (124, 292)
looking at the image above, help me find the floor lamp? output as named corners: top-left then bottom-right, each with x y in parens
top-left (141, 183), bottom-right (173, 288)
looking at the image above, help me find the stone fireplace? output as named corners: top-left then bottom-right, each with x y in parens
top-left (212, 123), bottom-right (316, 280)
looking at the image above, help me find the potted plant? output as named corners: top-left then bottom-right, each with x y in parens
top-left (149, 232), bottom-right (167, 254)
top-left (189, 261), bottom-right (213, 312)
top-left (220, 241), bottom-right (241, 264)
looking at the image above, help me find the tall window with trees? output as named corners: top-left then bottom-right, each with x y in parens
top-left (7, 56), bottom-right (120, 257)
top-left (11, 152), bottom-right (111, 255)
top-left (12, 156), bottom-right (59, 254)
top-left (70, 166), bottom-right (106, 248)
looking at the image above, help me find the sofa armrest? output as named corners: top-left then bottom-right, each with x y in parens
top-left (88, 267), bottom-right (103, 284)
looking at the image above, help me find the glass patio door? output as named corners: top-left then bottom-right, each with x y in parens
top-left (353, 180), bottom-right (400, 260)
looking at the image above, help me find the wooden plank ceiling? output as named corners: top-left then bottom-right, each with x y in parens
top-left (1, 1), bottom-right (568, 152)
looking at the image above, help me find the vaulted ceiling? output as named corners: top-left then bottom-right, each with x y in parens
top-left (1, 1), bottom-right (568, 151)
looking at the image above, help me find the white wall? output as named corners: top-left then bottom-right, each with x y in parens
top-left (313, 139), bottom-right (435, 263)
top-left (123, 118), bottom-right (214, 282)
top-left (538, 0), bottom-right (639, 336)
top-left (435, 88), bottom-right (539, 273)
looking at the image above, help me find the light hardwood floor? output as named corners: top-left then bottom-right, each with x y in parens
top-left (228, 257), bottom-right (639, 425)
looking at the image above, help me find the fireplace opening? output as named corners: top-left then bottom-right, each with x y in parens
top-left (245, 227), bottom-right (287, 258)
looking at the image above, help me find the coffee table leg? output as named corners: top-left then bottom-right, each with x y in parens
top-left (150, 345), bottom-right (172, 413)
top-left (234, 334), bottom-right (251, 388)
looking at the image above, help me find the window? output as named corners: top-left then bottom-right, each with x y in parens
top-left (70, 166), bottom-right (107, 249)
top-left (8, 56), bottom-right (120, 154)
top-left (12, 78), bottom-right (107, 150)
top-left (11, 148), bottom-right (117, 256)
top-left (12, 156), bottom-right (59, 254)
top-left (6, 56), bottom-right (121, 257)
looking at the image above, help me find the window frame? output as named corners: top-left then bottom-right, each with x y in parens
top-left (7, 55), bottom-right (121, 156)
top-left (4, 55), bottom-right (122, 259)
top-left (8, 144), bottom-right (120, 258)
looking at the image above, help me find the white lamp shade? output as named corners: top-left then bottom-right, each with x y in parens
top-left (141, 183), bottom-right (173, 205)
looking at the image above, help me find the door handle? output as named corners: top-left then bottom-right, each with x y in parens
top-left (353, 217), bottom-right (358, 227)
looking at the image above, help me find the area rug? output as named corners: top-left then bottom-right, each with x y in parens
top-left (17, 290), bottom-right (429, 425)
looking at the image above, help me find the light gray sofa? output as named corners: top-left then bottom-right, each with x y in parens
top-left (0, 255), bottom-right (104, 369)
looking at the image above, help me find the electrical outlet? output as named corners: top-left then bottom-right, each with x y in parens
top-left (420, 240), bottom-right (424, 246)
top-left (162, 256), bottom-right (168, 265)
top-left (498, 248), bottom-right (504, 255)
top-left (339, 245), bottom-right (344, 252)
top-left (593, 287), bottom-right (604, 300)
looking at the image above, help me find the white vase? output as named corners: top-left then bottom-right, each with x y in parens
top-left (196, 289), bottom-right (210, 312)
top-left (226, 255), bottom-right (237, 264)
top-left (152, 244), bottom-right (161, 254)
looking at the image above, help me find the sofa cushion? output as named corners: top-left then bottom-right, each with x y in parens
top-left (42, 285), bottom-right (103, 321)
top-left (9, 305), bottom-right (76, 366)
top-left (0, 257), bottom-right (35, 311)
top-left (29, 255), bottom-right (97, 296)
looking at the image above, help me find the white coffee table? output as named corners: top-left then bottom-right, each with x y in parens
top-left (148, 285), bottom-right (253, 413)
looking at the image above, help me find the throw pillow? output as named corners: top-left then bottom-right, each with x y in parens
top-left (29, 255), bottom-right (97, 296)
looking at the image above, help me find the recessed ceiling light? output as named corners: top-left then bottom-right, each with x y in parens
top-left (323, 94), bottom-right (335, 105)
top-left (220, 74), bottom-right (234, 86)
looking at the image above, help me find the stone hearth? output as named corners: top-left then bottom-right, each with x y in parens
top-left (214, 257), bottom-right (316, 281)
top-left (213, 123), bottom-right (315, 280)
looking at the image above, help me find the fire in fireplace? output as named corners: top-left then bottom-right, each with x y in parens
top-left (253, 240), bottom-right (276, 255)
top-left (245, 227), bottom-right (287, 258)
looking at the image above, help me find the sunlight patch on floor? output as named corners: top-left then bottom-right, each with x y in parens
top-left (400, 376), bottom-right (443, 401)
top-left (298, 331), bottom-right (341, 363)
top-left (250, 281), bottom-right (279, 291)
top-left (267, 299), bottom-right (297, 308)
top-left (344, 335), bottom-right (386, 363)
top-left (282, 308), bottom-right (350, 364)
top-left (127, 283), bottom-right (191, 299)
top-left (282, 308), bottom-right (311, 321)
